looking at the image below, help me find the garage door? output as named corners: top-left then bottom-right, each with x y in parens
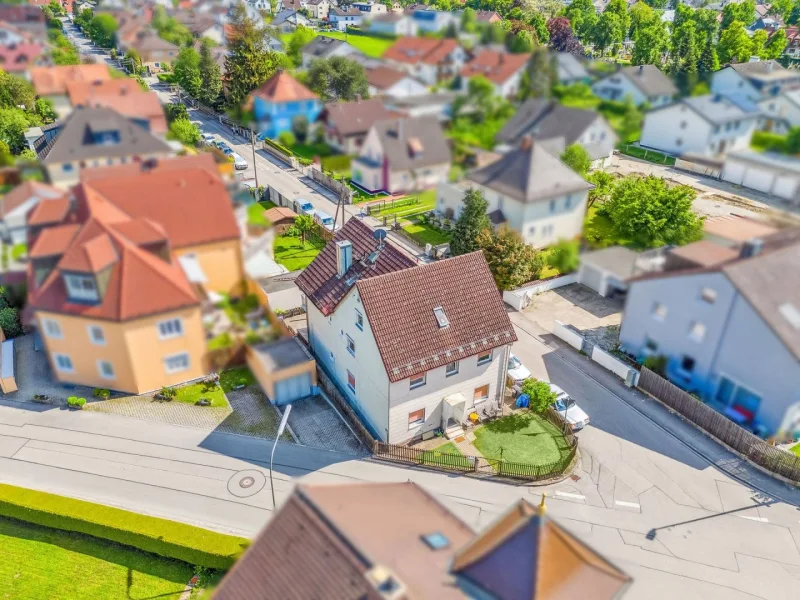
top-left (742, 168), bottom-right (774, 194)
top-left (579, 264), bottom-right (605, 295)
top-left (773, 175), bottom-right (799, 200)
top-left (723, 160), bottom-right (746, 185)
top-left (272, 373), bottom-right (312, 406)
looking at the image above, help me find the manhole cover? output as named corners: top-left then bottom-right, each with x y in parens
top-left (227, 470), bottom-right (266, 498)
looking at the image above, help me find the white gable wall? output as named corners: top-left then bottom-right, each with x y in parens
top-left (711, 67), bottom-right (762, 102)
top-left (641, 104), bottom-right (712, 155)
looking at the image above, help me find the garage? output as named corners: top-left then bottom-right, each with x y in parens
top-left (273, 372), bottom-right (313, 405)
top-left (742, 168), bottom-right (774, 194)
top-left (578, 247), bottom-right (640, 299)
top-left (246, 337), bottom-right (317, 407)
top-left (722, 151), bottom-right (800, 202)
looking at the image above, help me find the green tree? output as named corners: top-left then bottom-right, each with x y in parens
top-left (620, 96), bottom-right (643, 141)
top-left (721, 0), bottom-right (755, 29)
top-left (164, 102), bottom-right (189, 123)
top-left (74, 7), bottom-right (92, 30)
top-left (278, 130), bottom-right (295, 147)
top-left (0, 307), bottom-right (22, 338)
top-left (631, 22), bottom-right (668, 66)
top-left (166, 118), bottom-right (201, 145)
top-left (124, 49), bottom-right (143, 74)
top-left (150, 5), bottom-right (193, 46)
top-left (507, 29), bottom-right (536, 53)
top-left (0, 70), bottom-right (35, 110)
top-left (750, 29), bottom-right (769, 58)
top-left (787, 127), bottom-right (800, 154)
top-left (450, 188), bottom-right (491, 256)
top-left (565, 0), bottom-right (597, 41)
top-left (48, 0), bottom-right (65, 16)
top-left (587, 170), bottom-right (616, 207)
top-left (604, 175), bottom-right (703, 247)
top-left (764, 29), bottom-right (788, 59)
top-left (604, 0), bottom-right (631, 36)
top-left (0, 141), bottom-right (13, 167)
top-left (306, 56), bottom-right (369, 102)
top-left (519, 378), bottom-right (558, 414)
top-left (0, 108), bottom-right (31, 154)
top-left (34, 98), bottom-right (57, 123)
top-left (477, 226), bottom-right (544, 291)
top-left (287, 26), bottom-right (317, 67)
top-left (173, 47), bottom-right (202, 97)
top-left (481, 22), bottom-right (506, 45)
top-left (461, 7), bottom-right (478, 32)
top-left (644, 0), bottom-right (667, 9)
top-left (546, 239), bottom-right (580, 274)
top-left (592, 12), bottom-right (623, 55)
top-left (519, 45), bottom-right (557, 100)
top-left (560, 143), bottom-right (591, 176)
top-left (292, 115), bottom-right (308, 143)
top-left (198, 41), bottom-right (223, 106)
top-left (698, 35), bottom-right (720, 72)
top-left (629, 1), bottom-right (656, 39)
top-left (528, 12), bottom-right (549, 43)
top-left (790, 0), bottom-right (800, 24)
top-left (457, 75), bottom-right (500, 122)
top-left (294, 214), bottom-right (314, 246)
top-left (668, 20), bottom-right (698, 73)
top-left (718, 21), bottom-right (753, 64)
top-left (88, 14), bottom-right (118, 48)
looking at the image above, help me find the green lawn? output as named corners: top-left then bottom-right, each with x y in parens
top-left (791, 444), bottom-right (800, 457)
top-left (618, 144), bottom-right (676, 166)
top-left (220, 366), bottom-right (257, 392)
top-left (420, 441), bottom-right (471, 469)
top-left (0, 516), bottom-right (193, 600)
top-left (10, 243), bottom-right (26, 261)
top-left (583, 204), bottom-right (636, 250)
top-left (291, 142), bottom-right (333, 160)
top-left (247, 201), bottom-right (276, 227)
top-left (207, 332), bottom-right (234, 351)
top-left (369, 189), bottom-right (436, 218)
top-left (172, 380), bottom-right (227, 407)
top-left (421, 441), bottom-right (462, 461)
top-left (319, 31), bottom-right (395, 58)
top-left (273, 234), bottom-right (326, 271)
top-left (217, 293), bottom-right (261, 327)
top-left (401, 218), bottom-right (451, 246)
top-left (473, 412), bottom-right (572, 466)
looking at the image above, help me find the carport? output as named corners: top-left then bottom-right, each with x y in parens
top-left (577, 247), bottom-right (639, 299)
top-left (246, 337), bottom-right (317, 406)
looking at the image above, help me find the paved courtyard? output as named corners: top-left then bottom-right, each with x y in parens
top-left (279, 395), bottom-right (367, 456)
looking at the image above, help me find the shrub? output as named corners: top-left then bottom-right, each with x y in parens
top-left (0, 306), bottom-right (22, 338)
top-left (92, 388), bottom-right (110, 399)
top-left (159, 386), bottom-right (177, 399)
top-left (277, 130), bottom-right (296, 148)
top-left (284, 224), bottom-right (300, 237)
top-left (238, 377), bottom-right (248, 387)
top-left (320, 154), bottom-right (351, 173)
top-left (643, 354), bottom-right (668, 376)
top-left (520, 378), bottom-right (558, 414)
top-left (0, 483), bottom-right (248, 569)
top-left (67, 396), bottom-right (86, 409)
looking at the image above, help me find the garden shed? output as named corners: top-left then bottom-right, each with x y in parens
top-left (246, 337), bottom-right (316, 406)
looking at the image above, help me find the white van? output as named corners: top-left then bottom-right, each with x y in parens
top-left (314, 211), bottom-right (337, 231)
top-left (231, 153), bottom-right (248, 170)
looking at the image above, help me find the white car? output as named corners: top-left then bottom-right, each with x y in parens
top-left (231, 153), bottom-right (248, 170)
top-left (295, 199), bottom-right (315, 216)
top-left (314, 211), bottom-right (339, 231)
top-left (549, 383), bottom-right (590, 431)
top-left (200, 133), bottom-right (215, 146)
top-left (507, 353), bottom-right (531, 384)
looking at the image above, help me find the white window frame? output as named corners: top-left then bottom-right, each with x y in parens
top-left (43, 318), bottom-right (63, 339)
top-left (64, 273), bottom-right (99, 302)
top-left (87, 324), bottom-right (106, 345)
top-left (158, 318), bottom-right (184, 340)
top-left (445, 360), bottom-right (459, 377)
top-left (163, 352), bottom-right (190, 374)
top-left (477, 350), bottom-right (492, 366)
top-left (53, 353), bottom-right (74, 373)
top-left (688, 321), bottom-right (707, 343)
top-left (97, 359), bottom-right (115, 380)
top-left (409, 372), bottom-right (426, 390)
top-left (355, 310), bottom-right (363, 331)
top-left (651, 303), bottom-right (668, 322)
top-left (346, 334), bottom-right (356, 356)
top-left (347, 369), bottom-right (356, 393)
top-left (408, 408), bottom-right (425, 428)
top-left (473, 384), bottom-right (490, 404)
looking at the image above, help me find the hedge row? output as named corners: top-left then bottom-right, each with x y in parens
top-left (0, 484), bottom-right (249, 569)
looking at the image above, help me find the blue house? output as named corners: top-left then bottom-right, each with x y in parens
top-left (246, 71), bottom-right (322, 140)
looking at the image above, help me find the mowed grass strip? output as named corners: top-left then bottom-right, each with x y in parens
top-left (473, 412), bottom-right (572, 466)
top-left (0, 516), bottom-right (193, 600)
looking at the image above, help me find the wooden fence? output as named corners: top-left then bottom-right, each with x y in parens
top-left (638, 368), bottom-right (800, 484)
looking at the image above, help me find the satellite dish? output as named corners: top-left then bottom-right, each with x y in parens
top-left (373, 229), bottom-right (387, 242)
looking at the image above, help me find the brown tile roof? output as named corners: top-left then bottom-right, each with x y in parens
top-left (246, 71), bottom-right (318, 108)
top-left (365, 64), bottom-right (408, 90)
top-left (475, 9), bottom-right (502, 22)
top-left (79, 91), bottom-right (168, 135)
top-left (323, 97), bottom-right (401, 137)
top-left (26, 195), bottom-right (71, 227)
top-left (30, 64), bottom-right (112, 97)
top-left (79, 154), bottom-right (221, 182)
top-left (295, 219), bottom-right (416, 315)
top-left (264, 206), bottom-right (297, 223)
top-left (29, 223), bottom-right (80, 258)
top-left (0, 42), bottom-right (43, 73)
top-left (384, 36), bottom-right (461, 66)
top-left (356, 251), bottom-right (517, 382)
top-left (0, 181), bottom-right (63, 218)
top-left (461, 50), bottom-right (530, 85)
top-left (65, 78), bottom-right (142, 106)
top-left (703, 214), bottom-right (778, 243)
top-left (452, 498), bottom-right (631, 600)
top-left (668, 240), bottom-right (739, 268)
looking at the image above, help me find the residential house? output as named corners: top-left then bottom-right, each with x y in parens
top-left (591, 64), bottom-right (678, 107)
top-left (27, 163), bottom-right (245, 394)
top-left (703, 214), bottom-right (778, 248)
top-left (496, 98), bottom-right (618, 168)
top-left (459, 49), bottom-right (530, 99)
top-left (246, 0), bottom-right (272, 14)
top-left (437, 139), bottom-right (593, 248)
top-left (364, 64), bottom-right (427, 97)
top-left (0, 5), bottom-right (46, 40)
top-left (0, 181), bottom-right (65, 245)
top-left (367, 12), bottom-right (417, 36)
top-left (757, 88), bottom-right (800, 133)
top-left (750, 15), bottom-right (783, 32)
top-left (278, 0), bottom-right (305, 11)
top-left (384, 91), bottom-right (458, 121)
top-left (30, 64), bottom-right (113, 118)
top-left (351, 116), bottom-right (451, 194)
top-left (555, 51), bottom-right (591, 85)
top-left (352, 1), bottom-right (387, 17)
top-left (300, 35), bottom-right (362, 68)
top-left (329, 6), bottom-right (362, 31)
top-left (0, 21), bottom-right (34, 46)
top-left (271, 9), bottom-right (310, 33)
top-left (66, 79), bottom-right (167, 134)
top-left (183, 13), bottom-right (225, 44)
top-left (408, 6), bottom-right (460, 33)
top-left (319, 97), bottom-right (399, 154)
top-left (305, 0), bottom-right (329, 20)
top-left (784, 26), bottom-right (800, 61)
top-left (711, 60), bottom-right (800, 101)
top-left (0, 41), bottom-right (43, 73)
top-left (34, 107), bottom-right (173, 188)
top-left (296, 219), bottom-right (516, 443)
top-left (213, 482), bottom-right (631, 599)
top-left (246, 70), bottom-right (323, 140)
top-left (125, 29), bottom-right (180, 73)
top-left (640, 94), bottom-right (761, 157)
top-left (475, 9), bottom-right (502, 23)
top-left (383, 36), bottom-right (467, 85)
top-left (619, 230), bottom-right (800, 437)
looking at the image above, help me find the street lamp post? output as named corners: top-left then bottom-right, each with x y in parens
top-left (270, 404), bottom-right (292, 511)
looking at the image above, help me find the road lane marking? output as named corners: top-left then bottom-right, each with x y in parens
top-left (738, 515), bottom-right (769, 523)
top-left (555, 491), bottom-right (585, 500)
top-left (615, 500), bottom-right (640, 508)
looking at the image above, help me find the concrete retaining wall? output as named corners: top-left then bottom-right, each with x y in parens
top-left (553, 320), bottom-right (583, 351)
top-left (591, 346), bottom-right (640, 387)
top-left (503, 274), bottom-right (578, 310)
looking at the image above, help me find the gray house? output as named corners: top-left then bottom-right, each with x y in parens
top-left (300, 36), bottom-right (363, 68)
top-left (0, 181), bottom-right (65, 245)
top-left (619, 230), bottom-right (800, 437)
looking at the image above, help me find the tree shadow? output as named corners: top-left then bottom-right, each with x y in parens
top-left (482, 413), bottom-right (535, 434)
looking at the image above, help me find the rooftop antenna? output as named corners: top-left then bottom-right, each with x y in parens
top-left (374, 228), bottom-right (387, 250)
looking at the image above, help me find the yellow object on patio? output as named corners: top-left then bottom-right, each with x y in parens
top-left (468, 412), bottom-right (480, 423)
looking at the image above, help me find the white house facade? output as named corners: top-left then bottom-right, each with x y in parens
top-left (591, 65), bottom-right (677, 107)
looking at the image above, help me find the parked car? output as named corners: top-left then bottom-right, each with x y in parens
top-left (215, 140), bottom-right (233, 154)
top-left (295, 199), bottom-right (315, 215)
top-left (314, 211), bottom-right (338, 232)
top-left (549, 383), bottom-right (590, 431)
top-left (200, 133), bottom-right (215, 146)
top-left (507, 353), bottom-right (531, 384)
top-left (231, 153), bottom-right (248, 170)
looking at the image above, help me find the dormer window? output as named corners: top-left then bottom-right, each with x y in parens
top-left (64, 273), bottom-right (99, 303)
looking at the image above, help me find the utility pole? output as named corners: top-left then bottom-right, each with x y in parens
top-left (250, 129), bottom-right (259, 189)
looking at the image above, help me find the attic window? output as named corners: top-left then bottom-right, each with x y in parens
top-left (407, 137), bottom-right (424, 155)
top-left (433, 306), bottom-right (449, 328)
top-left (779, 302), bottom-right (800, 330)
top-left (421, 532), bottom-right (450, 550)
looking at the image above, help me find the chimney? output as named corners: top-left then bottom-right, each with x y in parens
top-left (336, 240), bottom-right (353, 277)
top-left (520, 135), bottom-right (533, 151)
top-left (739, 238), bottom-right (763, 259)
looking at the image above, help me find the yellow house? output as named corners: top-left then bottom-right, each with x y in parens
top-left (27, 158), bottom-right (244, 394)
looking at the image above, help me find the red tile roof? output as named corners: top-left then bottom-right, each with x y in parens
top-left (26, 195), bottom-right (71, 226)
top-left (295, 219), bottom-right (416, 316)
top-left (0, 181), bottom-right (63, 219)
top-left (80, 91), bottom-right (168, 135)
top-left (365, 64), bottom-right (409, 90)
top-left (79, 154), bottom-right (221, 182)
top-left (65, 78), bottom-right (142, 106)
top-left (29, 223), bottom-right (80, 258)
top-left (461, 50), bottom-right (530, 85)
top-left (58, 231), bottom-right (118, 273)
top-left (384, 36), bottom-right (461, 66)
top-left (356, 251), bottom-right (517, 382)
top-left (0, 42), bottom-right (43, 72)
top-left (30, 64), bottom-right (112, 97)
top-left (246, 71), bottom-right (318, 107)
